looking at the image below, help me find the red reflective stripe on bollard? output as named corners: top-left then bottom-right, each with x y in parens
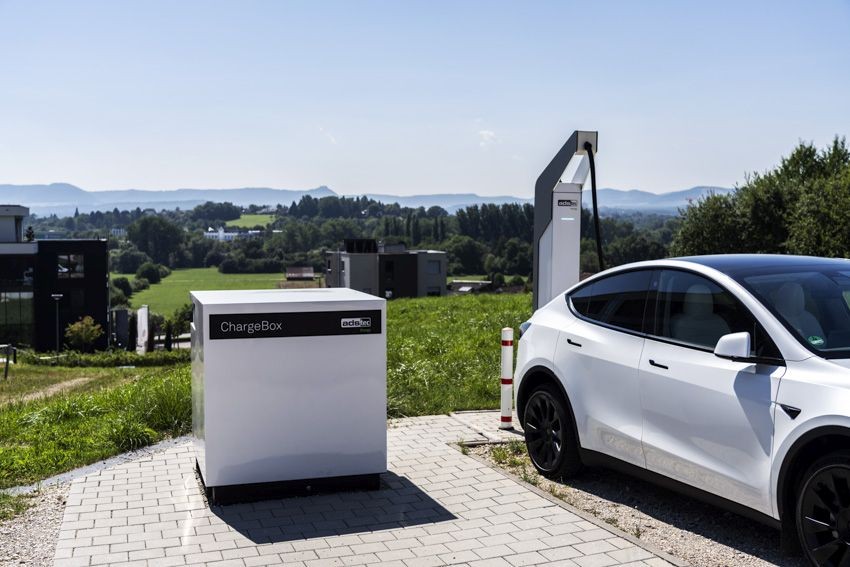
top-left (501, 378), bottom-right (512, 385)
top-left (501, 340), bottom-right (513, 346)
top-left (500, 416), bottom-right (513, 423)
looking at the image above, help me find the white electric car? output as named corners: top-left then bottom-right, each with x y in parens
top-left (515, 255), bottom-right (850, 566)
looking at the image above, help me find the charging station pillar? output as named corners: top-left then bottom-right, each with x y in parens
top-left (532, 131), bottom-right (597, 310)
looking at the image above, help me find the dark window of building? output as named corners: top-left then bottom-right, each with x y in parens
top-left (426, 286), bottom-right (441, 296)
top-left (0, 290), bottom-right (34, 345)
top-left (426, 260), bottom-right (441, 275)
top-left (58, 254), bottom-right (84, 278)
top-left (385, 261), bottom-right (395, 278)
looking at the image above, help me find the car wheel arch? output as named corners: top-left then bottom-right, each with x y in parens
top-left (516, 365), bottom-right (579, 440)
top-left (776, 425), bottom-right (850, 523)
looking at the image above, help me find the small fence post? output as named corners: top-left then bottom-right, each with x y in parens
top-left (500, 328), bottom-right (514, 430)
top-left (3, 345), bottom-right (10, 381)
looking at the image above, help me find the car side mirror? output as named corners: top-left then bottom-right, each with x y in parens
top-left (714, 332), bottom-right (752, 360)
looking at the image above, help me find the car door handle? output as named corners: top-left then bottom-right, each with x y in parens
top-left (649, 359), bottom-right (668, 370)
top-left (566, 338), bottom-right (582, 348)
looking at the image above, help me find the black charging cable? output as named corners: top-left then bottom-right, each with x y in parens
top-left (583, 141), bottom-right (605, 272)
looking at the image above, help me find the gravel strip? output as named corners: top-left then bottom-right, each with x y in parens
top-left (0, 483), bottom-right (68, 566)
top-left (472, 443), bottom-right (806, 567)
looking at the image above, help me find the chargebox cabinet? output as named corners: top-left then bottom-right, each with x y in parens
top-left (190, 288), bottom-right (387, 505)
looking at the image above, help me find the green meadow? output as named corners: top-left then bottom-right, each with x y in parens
top-left (224, 214), bottom-right (276, 228)
top-left (112, 267), bottom-right (286, 314)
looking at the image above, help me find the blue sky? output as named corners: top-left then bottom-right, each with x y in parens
top-left (0, 1), bottom-right (847, 197)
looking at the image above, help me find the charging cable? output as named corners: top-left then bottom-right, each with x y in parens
top-left (583, 141), bottom-right (605, 272)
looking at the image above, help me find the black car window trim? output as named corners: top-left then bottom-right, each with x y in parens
top-left (644, 267), bottom-right (786, 365)
top-left (565, 267), bottom-right (655, 339)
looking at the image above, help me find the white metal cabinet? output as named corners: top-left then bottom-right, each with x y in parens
top-left (191, 288), bottom-right (386, 503)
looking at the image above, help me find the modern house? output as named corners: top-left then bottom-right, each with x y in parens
top-left (203, 227), bottom-right (262, 241)
top-left (325, 239), bottom-right (447, 299)
top-left (0, 205), bottom-right (108, 351)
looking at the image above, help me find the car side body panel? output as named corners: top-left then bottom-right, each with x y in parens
top-left (771, 357), bottom-right (850, 518)
top-left (554, 318), bottom-right (646, 467)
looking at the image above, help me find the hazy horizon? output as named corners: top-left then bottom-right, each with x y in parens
top-left (4, 181), bottom-right (733, 199)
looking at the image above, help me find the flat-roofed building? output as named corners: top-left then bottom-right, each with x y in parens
top-left (326, 239), bottom-right (447, 299)
top-left (0, 205), bottom-right (108, 350)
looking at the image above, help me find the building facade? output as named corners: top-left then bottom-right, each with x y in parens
top-left (0, 205), bottom-right (108, 351)
top-left (326, 239), bottom-right (447, 299)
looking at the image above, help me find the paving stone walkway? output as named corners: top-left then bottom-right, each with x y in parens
top-left (53, 412), bottom-right (679, 567)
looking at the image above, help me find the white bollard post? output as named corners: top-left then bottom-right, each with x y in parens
top-left (500, 327), bottom-right (514, 430)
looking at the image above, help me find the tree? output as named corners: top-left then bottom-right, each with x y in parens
top-left (25, 226), bottom-right (35, 242)
top-left (671, 137), bottom-right (850, 258)
top-left (127, 216), bottom-right (184, 265)
top-left (136, 262), bottom-right (162, 284)
top-left (191, 201), bottom-right (241, 222)
top-left (443, 235), bottom-right (487, 275)
top-left (669, 192), bottom-right (742, 256)
top-left (65, 316), bottom-right (104, 352)
top-left (111, 245), bottom-right (152, 274)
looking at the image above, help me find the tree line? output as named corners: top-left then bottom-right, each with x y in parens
top-left (27, 136), bottom-right (849, 292)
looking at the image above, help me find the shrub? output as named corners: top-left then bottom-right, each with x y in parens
top-left (107, 417), bottom-right (157, 451)
top-left (131, 277), bottom-right (150, 293)
top-left (112, 277), bottom-right (133, 297)
top-left (136, 262), bottom-right (162, 284)
top-left (64, 316), bottom-right (104, 352)
top-left (109, 284), bottom-right (129, 307)
top-left (491, 272), bottom-right (506, 288)
top-left (18, 349), bottom-right (189, 367)
top-left (111, 246), bottom-right (152, 274)
top-left (508, 275), bottom-right (525, 288)
top-left (157, 264), bottom-right (171, 279)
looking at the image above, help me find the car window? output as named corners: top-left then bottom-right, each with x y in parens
top-left (650, 269), bottom-right (782, 359)
top-left (568, 270), bottom-right (653, 333)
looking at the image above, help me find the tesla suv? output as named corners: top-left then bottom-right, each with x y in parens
top-left (514, 255), bottom-right (850, 566)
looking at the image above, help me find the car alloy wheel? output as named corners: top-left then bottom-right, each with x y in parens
top-left (798, 461), bottom-right (850, 566)
top-left (524, 389), bottom-right (564, 472)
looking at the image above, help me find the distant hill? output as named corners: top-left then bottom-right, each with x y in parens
top-left (0, 183), bottom-right (732, 217)
top-left (595, 186), bottom-right (733, 213)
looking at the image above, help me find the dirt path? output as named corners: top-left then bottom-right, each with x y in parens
top-left (5, 376), bottom-right (97, 406)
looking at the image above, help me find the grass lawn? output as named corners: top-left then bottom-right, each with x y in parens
top-left (0, 365), bottom-right (147, 405)
top-left (387, 292), bottom-right (531, 416)
top-left (225, 214), bottom-right (275, 228)
top-left (0, 292), bottom-right (532, 500)
top-left (0, 366), bottom-right (190, 490)
top-left (114, 267), bottom-right (286, 315)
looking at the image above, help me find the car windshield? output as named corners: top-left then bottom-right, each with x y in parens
top-left (735, 266), bottom-right (850, 358)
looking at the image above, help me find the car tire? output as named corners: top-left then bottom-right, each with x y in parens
top-left (796, 450), bottom-right (850, 566)
top-left (522, 383), bottom-right (582, 480)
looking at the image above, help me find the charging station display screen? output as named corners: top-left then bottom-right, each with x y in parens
top-left (209, 310), bottom-right (382, 340)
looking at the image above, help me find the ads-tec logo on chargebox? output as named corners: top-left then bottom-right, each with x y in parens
top-left (341, 317), bottom-right (371, 330)
top-left (210, 310), bottom-right (381, 340)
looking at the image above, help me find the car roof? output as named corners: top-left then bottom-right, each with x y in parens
top-left (672, 254), bottom-right (850, 273)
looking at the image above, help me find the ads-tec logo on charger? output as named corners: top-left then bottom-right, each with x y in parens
top-left (341, 317), bottom-right (372, 330)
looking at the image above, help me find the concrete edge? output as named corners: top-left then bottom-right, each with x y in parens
top-left (453, 441), bottom-right (690, 567)
top-left (448, 411), bottom-right (524, 442)
top-left (3, 435), bottom-right (193, 495)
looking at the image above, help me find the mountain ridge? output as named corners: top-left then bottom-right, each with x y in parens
top-left (1, 183), bottom-right (732, 216)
